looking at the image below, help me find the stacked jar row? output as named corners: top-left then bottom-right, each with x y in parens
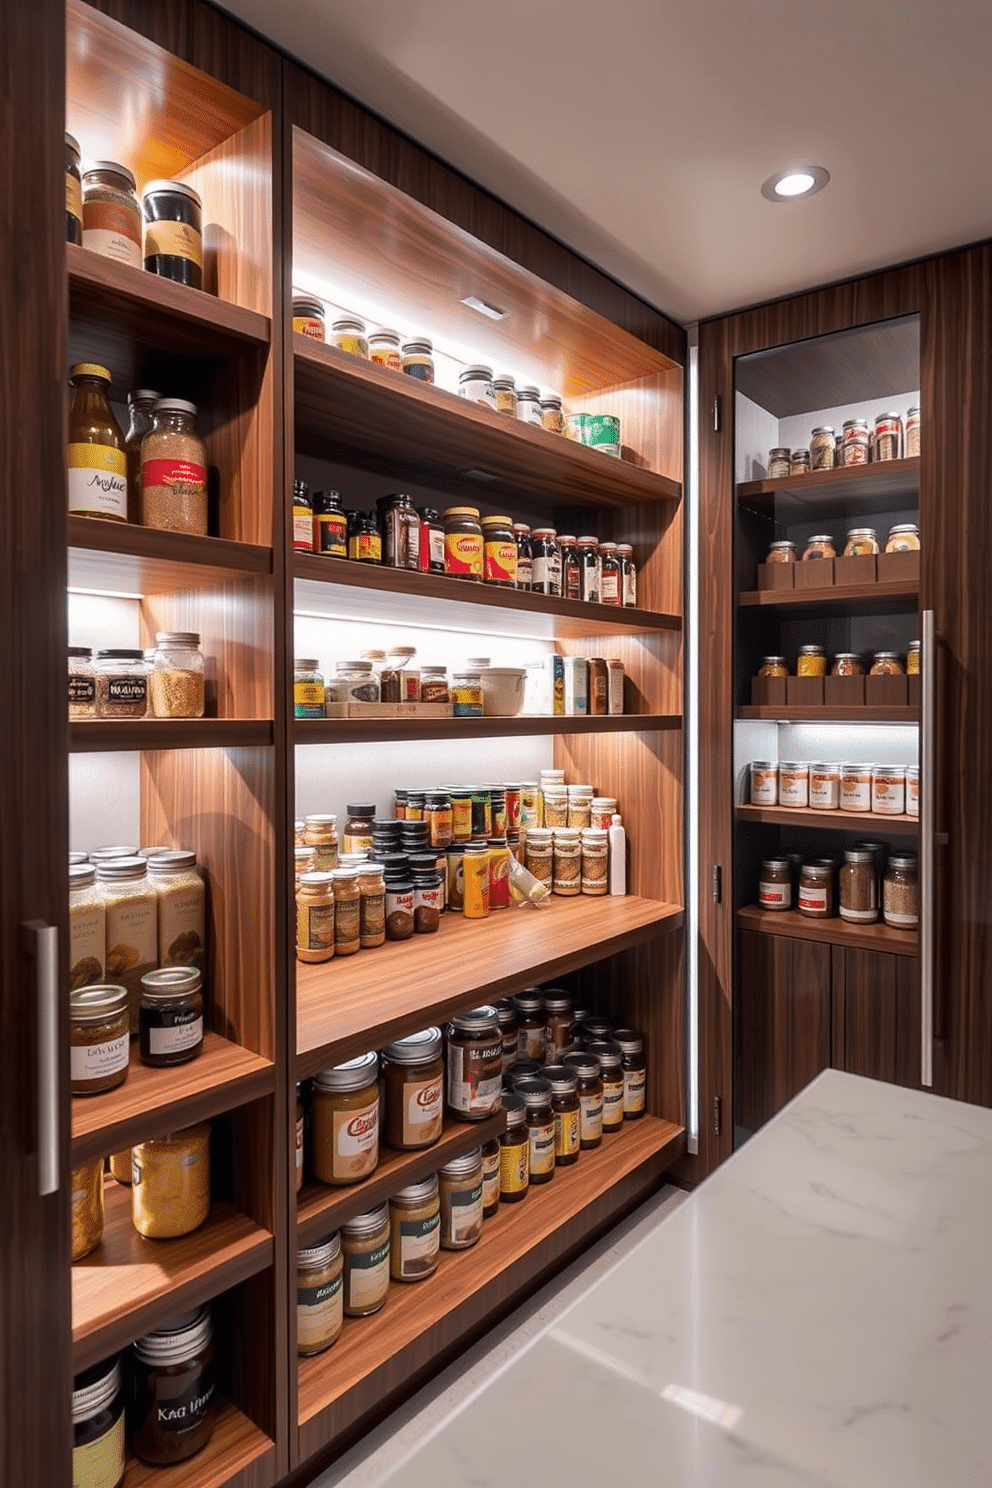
top-left (764, 524), bottom-right (920, 564)
top-left (766, 405), bottom-right (920, 476)
top-left (757, 644), bottom-right (918, 680)
top-left (72, 1121), bottom-right (212, 1260)
top-left (750, 760), bottom-right (918, 817)
top-left (69, 632), bottom-right (207, 721)
top-left (758, 848), bottom-right (918, 929)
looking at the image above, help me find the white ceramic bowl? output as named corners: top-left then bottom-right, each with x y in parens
top-left (478, 667), bottom-right (527, 716)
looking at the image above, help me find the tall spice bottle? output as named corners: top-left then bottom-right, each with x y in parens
top-left (67, 364), bottom-right (128, 523)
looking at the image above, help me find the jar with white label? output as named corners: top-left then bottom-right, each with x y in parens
top-left (839, 849), bottom-right (879, 924)
top-left (439, 1148), bottom-right (484, 1249)
top-left (458, 364), bottom-right (496, 407)
top-left (147, 849), bottom-right (205, 974)
top-left (809, 762), bottom-right (840, 811)
top-left (758, 859), bottom-right (792, 911)
top-left (513, 1076), bottom-right (556, 1184)
top-left (326, 660), bottom-right (379, 705)
top-left (586, 1041), bottom-right (624, 1133)
top-left (70, 985), bottom-right (130, 1096)
top-left (341, 1205), bottom-right (390, 1316)
top-left (72, 1355), bottom-right (125, 1488)
top-left (872, 766), bottom-right (906, 815)
top-left (883, 853), bottom-right (919, 929)
top-left (906, 765), bottom-right (919, 817)
top-left (750, 761), bottom-right (778, 806)
top-left (139, 967), bottom-right (203, 1068)
top-left (381, 1027), bottom-right (444, 1150)
top-left (778, 762), bottom-right (809, 808)
top-left (798, 861), bottom-right (835, 918)
top-left (81, 162), bottom-right (141, 266)
top-left (563, 1051), bottom-right (603, 1149)
top-left (613, 1028), bottom-right (647, 1119)
top-left (446, 1006), bottom-right (503, 1120)
top-left (131, 1306), bottom-right (216, 1465)
top-left (311, 1053), bottom-right (380, 1185)
top-left (297, 1234), bottom-right (344, 1355)
top-left (840, 763), bottom-right (874, 812)
top-left (389, 1175), bottom-right (441, 1282)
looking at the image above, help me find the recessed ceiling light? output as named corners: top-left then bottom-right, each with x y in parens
top-left (761, 166), bottom-right (830, 202)
top-left (461, 295), bottom-right (506, 320)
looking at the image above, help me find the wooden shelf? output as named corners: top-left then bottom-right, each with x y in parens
top-left (737, 457), bottom-right (920, 518)
top-left (294, 338), bottom-right (682, 512)
top-left (295, 714), bottom-right (680, 746)
top-left (297, 1112), bottom-right (506, 1248)
top-left (737, 803), bottom-right (918, 836)
top-left (68, 518), bottom-right (272, 596)
top-left (72, 1182), bottom-right (273, 1371)
top-left (297, 896), bottom-right (684, 1077)
top-left (71, 1035), bottom-right (275, 1168)
top-left (297, 1114), bottom-right (685, 1452)
top-left (738, 578), bottom-right (918, 613)
top-left (739, 705), bottom-right (919, 724)
top-left (122, 1397), bottom-right (275, 1488)
top-left (70, 719), bottom-right (274, 753)
top-left (68, 242), bottom-right (270, 390)
top-left (737, 905), bottom-right (918, 958)
top-left (294, 553), bottom-right (680, 638)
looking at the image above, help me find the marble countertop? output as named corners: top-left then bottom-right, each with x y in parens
top-left (371, 1071), bottom-right (992, 1487)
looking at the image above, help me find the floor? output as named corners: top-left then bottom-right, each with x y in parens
top-left (312, 1183), bottom-right (688, 1488)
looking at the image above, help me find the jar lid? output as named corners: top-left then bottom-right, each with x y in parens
top-left (761, 858), bottom-right (791, 871)
top-left (449, 1005), bottom-right (499, 1034)
top-left (840, 763), bottom-right (875, 771)
top-left (330, 867), bottom-right (359, 881)
top-left (65, 131), bottom-right (81, 157)
top-left (440, 1146), bottom-right (483, 1178)
top-left (68, 646), bottom-right (92, 659)
top-left (760, 656), bottom-right (786, 666)
top-left (370, 327), bottom-right (401, 342)
top-left (542, 995), bottom-right (573, 1015)
top-left (459, 365), bottom-right (493, 379)
top-left (147, 849), bottom-right (198, 875)
top-left (332, 316), bottom-right (366, 332)
top-left (616, 543), bottom-right (634, 555)
top-left (513, 1075), bottom-right (553, 1105)
top-left (88, 844), bottom-right (138, 860)
top-left (391, 1173), bottom-right (439, 1204)
top-left (811, 425), bottom-right (834, 435)
top-left (580, 829), bottom-right (609, 841)
top-left (70, 985), bottom-right (128, 1021)
top-left (154, 398), bottom-right (198, 416)
top-left (72, 1355), bottom-right (122, 1424)
top-left (155, 631), bottom-right (200, 647)
top-left (512, 992), bottom-right (544, 1013)
top-left (341, 1203), bottom-right (389, 1236)
top-left (834, 652), bottom-right (861, 662)
top-left (769, 541), bottom-right (796, 550)
top-left (531, 527), bottom-right (557, 538)
top-left (888, 853), bottom-right (918, 869)
top-left (807, 534), bottom-right (834, 544)
top-left (843, 418), bottom-right (870, 429)
top-left (443, 506), bottom-right (481, 519)
top-left (299, 871), bottom-right (335, 888)
top-left (907, 640), bottom-right (921, 652)
top-left (612, 1028), bottom-right (644, 1054)
top-left (337, 660), bottom-right (373, 674)
top-left (69, 863), bottom-right (97, 890)
top-left (295, 845), bottom-right (316, 860)
top-left (798, 645), bottom-right (825, 656)
top-left (576, 535), bottom-right (599, 547)
top-left (293, 295), bottom-right (325, 316)
top-left (142, 178), bottom-right (202, 206)
top-left (345, 803), bottom-right (376, 816)
top-left (298, 1232), bottom-right (341, 1268)
top-left (844, 849), bottom-right (875, 864)
top-left (873, 651), bottom-right (901, 660)
top-left (314, 1051), bottom-right (378, 1091)
top-left (543, 1064), bottom-right (578, 1094)
top-left (382, 1026), bottom-right (442, 1063)
top-left (69, 362), bottom-right (113, 384)
top-left (313, 489), bottom-right (343, 508)
top-left (563, 1051), bottom-right (599, 1076)
top-left (305, 814), bottom-right (337, 826)
top-left (540, 393), bottom-right (562, 405)
top-left (872, 764), bottom-right (906, 776)
top-left (512, 523), bottom-right (531, 535)
top-left (493, 374), bottom-right (516, 388)
top-left (84, 161), bottom-right (137, 188)
top-left (96, 650), bottom-right (147, 664)
top-left (403, 338), bottom-right (433, 353)
top-left (598, 542), bottom-right (619, 554)
top-left (808, 761), bottom-right (838, 772)
top-left (846, 527), bottom-right (878, 538)
top-left (480, 515), bottom-right (513, 528)
top-left (141, 966), bottom-right (202, 1000)
top-left (95, 856), bottom-right (148, 879)
top-left (295, 659), bottom-right (320, 672)
top-left (133, 1304), bottom-right (211, 1365)
top-left (586, 1039), bottom-right (622, 1069)
top-left (802, 862), bottom-right (834, 879)
top-left (501, 1093), bottom-right (526, 1128)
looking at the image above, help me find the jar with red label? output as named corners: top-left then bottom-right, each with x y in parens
top-left (872, 411), bottom-right (903, 462)
top-left (140, 400), bottom-right (208, 535)
top-left (599, 543), bottom-right (622, 605)
top-left (905, 407), bottom-right (921, 458)
top-left (446, 1007), bottom-right (502, 1120)
top-left (369, 328), bottom-right (402, 371)
top-left (82, 161), bottom-right (142, 267)
top-left (841, 419), bottom-right (870, 466)
top-left (481, 515), bottom-right (517, 586)
top-left (798, 861), bottom-right (835, 918)
top-left (311, 1053), bottom-right (380, 1185)
top-left (382, 1028), bottom-right (444, 1150)
top-left (443, 506), bottom-right (484, 580)
top-left (758, 858), bottom-right (792, 911)
top-left (417, 507), bottom-right (445, 574)
top-left (292, 296), bottom-right (325, 340)
top-left (560, 536), bottom-right (580, 599)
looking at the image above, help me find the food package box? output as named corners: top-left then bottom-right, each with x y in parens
top-left (865, 675), bottom-right (909, 708)
top-left (751, 676), bottom-right (787, 707)
top-left (563, 657), bottom-right (588, 715)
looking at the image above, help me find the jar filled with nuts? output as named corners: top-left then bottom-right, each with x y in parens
top-left (140, 399), bottom-right (208, 535)
top-left (94, 650), bottom-right (149, 719)
top-left (151, 633), bottom-right (205, 718)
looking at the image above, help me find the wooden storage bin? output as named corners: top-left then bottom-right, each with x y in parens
top-left (786, 676), bottom-right (824, 706)
top-left (877, 550), bottom-right (920, 584)
top-left (824, 675), bottom-right (866, 707)
top-left (756, 562), bottom-right (795, 591)
top-left (795, 559), bottom-right (834, 588)
top-left (908, 674), bottom-right (921, 708)
top-left (865, 674), bottom-right (909, 707)
top-left (833, 554), bottom-right (877, 586)
top-left (751, 675), bottom-right (787, 707)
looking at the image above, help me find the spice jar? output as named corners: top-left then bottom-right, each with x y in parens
top-left (343, 803), bottom-right (375, 856)
top-left (514, 1076), bottom-right (556, 1184)
top-left (389, 1175), bottom-right (441, 1282)
top-left (613, 1029), bottom-right (647, 1119)
top-left (357, 861), bottom-right (386, 949)
top-left (401, 338), bottom-right (434, 382)
top-left (379, 493), bottom-right (421, 570)
top-left (81, 161), bottom-right (141, 266)
top-left (750, 761), bottom-right (778, 806)
top-left (415, 506), bottom-right (444, 573)
top-left (386, 878), bottom-right (415, 940)
top-left (587, 1041), bottom-right (624, 1133)
top-left (148, 848), bottom-right (205, 973)
top-left (540, 393), bottom-right (564, 433)
top-left (832, 653), bottom-right (864, 677)
top-left (326, 658), bottom-right (380, 706)
top-left (311, 1053), bottom-right (380, 1185)
top-left (839, 849), bottom-right (879, 924)
top-left (67, 363), bottom-right (128, 522)
top-left (516, 385), bottom-right (542, 425)
top-left (368, 327), bottom-right (402, 371)
top-left (141, 399), bottom-right (208, 535)
top-left (581, 829), bottom-right (609, 895)
top-left (331, 316), bottom-right (369, 358)
top-left (292, 479), bottom-right (314, 552)
top-left (530, 528), bottom-right (563, 596)
top-left (766, 447), bottom-right (791, 478)
top-left (906, 641), bottom-right (921, 675)
top-left (443, 506), bottom-right (484, 580)
top-left (481, 1138), bottom-right (501, 1217)
top-left (883, 853), bottom-right (919, 929)
top-left (493, 374), bottom-right (518, 416)
top-left (139, 967), bottom-right (203, 1068)
top-left (553, 829), bottom-right (582, 896)
top-left (796, 645), bottom-right (827, 678)
top-left (297, 873), bottom-right (335, 963)
top-left (544, 1064), bottom-right (580, 1165)
top-left (131, 1306), bottom-right (215, 1465)
top-left (70, 985), bottom-right (129, 1096)
top-left (72, 1355), bottom-right (125, 1488)
top-left (341, 1205), bottom-right (391, 1315)
top-left (872, 412), bottom-right (903, 462)
top-left (132, 1124), bottom-right (210, 1238)
top-left (798, 861), bottom-right (835, 919)
top-left (439, 1148), bottom-right (484, 1249)
top-left (758, 656), bottom-right (788, 678)
top-left (905, 406), bottom-right (921, 457)
top-left (142, 180), bottom-right (203, 289)
top-left (543, 994), bottom-right (574, 1063)
top-left (870, 652), bottom-right (905, 676)
top-left (462, 843), bottom-right (490, 918)
top-left (778, 762), bottom-right (809, 809)
top-left (294, 660), bottom-right (325, 719)
top-left (802, 534), bottom-right (836, 561)
top-left (65, 131), bottom-right (84, 245)
top-left (446, 1006), bottom-right (502, 1120)
top-left (512, 991), bottom-right (547, 1063)
top-left (513, 523), bottom-right (533, 588)
top-left (577, 536), bottom-right (602, 603)
top-left (840, 764), bottom-right (873, 812)
top-left (524, 828), bottom-right (553, 888)
top-left (499, 1094), bottom-right (529, 1203)
top-left (907, 765), bottom-right (920, 817)
top-left (790, 450), bottom-right (810, 475)
top-left (292, 296), bottom-right (326, 341)
top-left (331, 868), bottom-right (361, 956)
top-left (843, 527), bottom-right (879, 556)
top-left (564, 1052), bottom-right (604, 1149)
top-left (94, 650), bottom-right (150, 719)
top-left (150, 632), bottom-right (205, 718)
top-left (617, 543), bottom-right (638, 606)
top-left (841, 419), bottom-right (871, 465)
top-left (872, 766), bottom-right (906, 816)
top-left (458, 364), bottom-right (495, 407)
top-left (311, 489), bottom-right (347, 557)
top-left (599, 542), bottom-right (622, 605)
top-left (758, 858), bottom-right (792, 912)
top-left (481, 515), bottom-right (517, 586)
top-left (766, 541), bottom-right (797, 564)
top-left (71, 1159), bottom-right (105, 1260)
top-left (69, 863), bottom-right (105, 990)
top-left (348, 512), bottom-right (381, 563)
top-left (297, 1234), bottom-right (344, 1355)
top-left (302, 815), bottom-right (338, 872)
top-left (810, 427), bottom-right (835, 470)
top-left (382, 1028), bottom-right (444, 1150)
top-left (809, 762), bottom-right (840, 811)
top-left (68, 647), bottom-right (97, 722)
top-left (96, 856), bottom-right (159, 1033)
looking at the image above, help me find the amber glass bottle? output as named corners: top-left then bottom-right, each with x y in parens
top-left (67, 364), bottom-right (127, 522)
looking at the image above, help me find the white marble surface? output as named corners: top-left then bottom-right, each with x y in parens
top-left (367, 1072), bottom-right (992, 1487)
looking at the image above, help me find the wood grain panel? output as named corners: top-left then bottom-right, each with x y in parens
top-left (738, 458), bottom-right (920, 515)
top-left (70, 719), bottom-right (273, 750)
top-left (181, 115), bottom-right (274, 315)
top-left (831, 946), bottom-right (921, 1090)
top-left (296, 714), bottom-right (680, 746)
top-left (577, 366), bottom-right (684, 484)
top-left (735, 317), bottom-right (920, 417)
top-left (69, 517), bottom-right (272, 594)
top-left (737, 930), bottom-right (831, 1132)
top-left (140, 574), bottom-right (275, 720)
top-left (737, 804), bottom-right (918, 836)
top-left (739, 704), bottom-right (919, 724)
top-left (738, 906), bottom-right (918, 958)
top-left (123, 1397), bottom-right (275, 1488)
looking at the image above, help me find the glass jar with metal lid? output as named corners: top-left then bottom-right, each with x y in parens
top-left (296, 872), bottom-right (335, 963)
top-left (69, 646), bottom-right (96, 720)
top-left (70, 985), bottom-right (129, 1096)
top-left (451, 671), bottom-right (483, 716)
top-left (883, 852), bottom-right (919, 929)
top-left (297, 1233), bottom-right (344, 1355)
top-left (905, 407), bottom-right (921, 457)
top-left (382, 1027), bottom-right (444, 1150)
top-left (843, 528), bottom-right (879, 556)
top-left (758, 656), bottom-right (787, 678)
top-left (131, 1306), bottom-right (215, 1465)
top-left (513, 990), bottom-right (547, 1062)
top-left (499, 1093), bottom-right (529, 1203)
top-left (563, 1051), bottom-right (604, 1148)
top-left (493, 374), bottom-right (518, 416)
top-left (870, 651), bottom-right (905, 676)
top-left (331, 316), bottom-right (369, 358)
top-left (378, 493), bottom-right (421, 570)
top-left (530, 528), bottom-right (562, 596)
top-left (65, 132), bottom-right (83, 244)
top-left (778, 762), bottom-right (809, 809)
top-left (439, 1148), bottom-right (484, 1249)
top-left (481, 515), bottom-right (517, 586)
top-left (809, 762), bottom-right (840, 810)
top-left (303, 814), bottom-right (338, 870)
top-left (401, 337), bottom-right (434, 381)
top-left (139, 967), bottom-right (203, 1068)
top-left (292, 295), bottom-right (326, 340)
top-left (357, 861), bottom-right (386, 948)
top-left (142, 179), bottom-right (203, 288)
top-left (872, 766), bottom-right (906, 816)
top-left (907, 640), bottom-right (921, 675)
top-left (796, 644), bottom-right (827, 677)
top-left (493, 1000), bottom-right (518, 1073)
top-left (313, 489), bottom-right (347, 556)
top-left (389, 1174), bottom-right (441, 1282)
top-left (617, 543), bottom-right (638, 606)
top-left (543, 992), bottom-right (574, 1062)
top-left (131, 1124), bottom-right (210, 1239)
top-left (758, 858), bottom-right (792, 911)
top-left (810, 426), bottom-right (835, 470)
top-left (458, 364), bottom-right (495, 407)
top-left (141, 398), bottom-right (208, 534)
top-left (839, 849), bottom-right (879, 924)
top-left (513, 1075), bottom-right (556, 1184)
top-left (516, 384), bottom-right (542, 425)
top-left (446, 1006), bottom-right (502, 1119)
top-left (81, 161), bottom-right (141, 266)
top-left (798, 861), bottom-right (835, 919)
top-left (73, 1354), bottom-right (125, 1488)
top-left (543, 1064), bottom-right (580, 1164)
top-left (766, 540), bottom-right (797, 565)
top-left (872, 411), bottom-right (903, 461)
top-left (767, 447), bottom-right (791, 478)
top-left (96, 856), bottom-right (158, 1033)
top-left (312, 1052), bottom-right (379, 1185)
top-left (368, 328), bottom-right (402, 371)
top-left (576, 536), bottom-right (602, 603)
top-left (331, 867), bottom-right (361, 956)
top-left (540, 392), bottom-right (564, 433)
top-left (841, 419), bottom-right (870, 465)
top-left (789, 449), bottom-right (810, 475)
top-left (586, 1041), bottom-right (624, 1133)
top-left (612, 1029), bottom-right (647, 1119)
top-left (802, 534), bottom-right (836, 560)
top-left (151, 632), bottom-right (205, 719)
top-left (443, 506), bottom-right (484, 580)
top-left (294, 660), bottom-right (325, 719)
top-left (341, 1204), bottom-right (390, 1315)
top-left (513, 523), bottom-right (533, 588)
top-left (831, 653), bottom-right (864, 677)
top-left (94, 649), bottom-right (150, 718)
top-left (886, 523), bottom-right (921, 552)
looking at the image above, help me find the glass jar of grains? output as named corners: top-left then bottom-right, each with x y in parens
top-left (839, 849), bottom-right (878, 924)
top-left (140, 400), bottom-right (208, 535)
top-left (147, 848), bottom-right (205, 972)
top-left (883, 853), bottom-right (919, 929)
top-left (69, 647), bottom-right (96, 720)
top-left (131, 1123), bottom-right (211, 1239)
top-left (69, 862), bottom-right (105, 990)
top-left (150, 632), bottom-right (205, 718)
top-left (94, 650), bottom-right (149, 718)
top-left (81, 161), bottom-right (141, 267)
top-left (71, 1159), bottom-right (105, 1260)
top-left (810, 426), bottom-right (835, 469)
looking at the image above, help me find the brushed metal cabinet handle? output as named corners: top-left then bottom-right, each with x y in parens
top-left (920, 610), bottom-right (935, 1088)
top-left (23, 921), bottom-right (59, 1194)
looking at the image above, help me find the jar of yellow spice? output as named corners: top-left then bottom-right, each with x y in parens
top-left (131, 1123), bottom-right (211, 1239)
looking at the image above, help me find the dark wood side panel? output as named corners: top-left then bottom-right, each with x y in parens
top-left (832, 947), bottom-right (921, 1091)
top-left (0, 1), bottom-right (73, 1484)
top-left (737, 931), bottom-right (831, 1133)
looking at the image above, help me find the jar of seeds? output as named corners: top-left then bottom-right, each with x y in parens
top-left (94, 650), bottom-right (150, 719)
top-left (150, 633), bottom-right (205, 719)
top-left (140, 400), bottom-right (208, 535)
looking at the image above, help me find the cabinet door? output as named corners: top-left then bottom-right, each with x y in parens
top-left (737, 931), bottom-right (831, 1133)
top-left (832, 947), bottom-right (921, 1091)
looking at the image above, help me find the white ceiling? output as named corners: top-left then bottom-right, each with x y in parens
top-left (221, 0), bottom-right (992, 325)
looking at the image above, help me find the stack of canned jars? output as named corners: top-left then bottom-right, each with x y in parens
top-left (758, 847), bottom-right (918, 929)
top-left (749, 759), bottom-right (918, 818)
top-left (756, 644), bottom-right (919, 682)
top-left (766, 405), bottom-right (920, 477)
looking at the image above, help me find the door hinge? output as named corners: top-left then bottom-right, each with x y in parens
top-left (713, 1095), bottom-right (722, 1136)
top-left (712, 865), bottom-right (722, 903)
top-left (713, 395), bottom-right (721, 432)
